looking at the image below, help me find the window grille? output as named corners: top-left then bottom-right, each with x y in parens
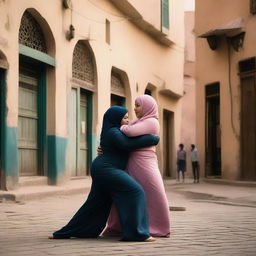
top-left (72, 42), bottom-right (94, 84)
top-left (19, 11), bottom-right (47, 53)
top-left (111, 72), bottom-right (125, 96)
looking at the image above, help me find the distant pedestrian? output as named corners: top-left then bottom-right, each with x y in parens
top-left (190, 144), bottom-right (200, 183)
top-left (177, 144), bottom-right (186, 183)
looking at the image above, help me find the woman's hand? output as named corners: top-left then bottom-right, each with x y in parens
top-left (97, 145), bottom-right (103, 155)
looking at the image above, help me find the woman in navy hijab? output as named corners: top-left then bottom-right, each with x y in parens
top-left (50, 106), bottom-right (158, 242)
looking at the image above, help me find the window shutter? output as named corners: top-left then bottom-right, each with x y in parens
top-left (251, 0), bottom-right (256, 15)
top-left (162, 0), bottom-right (169, 29)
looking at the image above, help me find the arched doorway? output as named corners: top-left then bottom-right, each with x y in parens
top-left (68, 41), bottom-right (95, 176)
top-left (18, 10), bottom-right (55, 176)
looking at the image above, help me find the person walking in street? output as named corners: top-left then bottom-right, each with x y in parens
top-left (190, 144), bottom-right (200, 183)
top-left (49, 106), bottom-right (158, 242)
top-left (177, 143), bottom-right (186, 183)
top-left (103, 95), bottom-right (170, 238)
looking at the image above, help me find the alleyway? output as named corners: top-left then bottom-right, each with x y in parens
top-left (0, 181), bottom-right (255, 256)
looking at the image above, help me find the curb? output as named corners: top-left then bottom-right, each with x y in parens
top-left (0, 187), bottom-right (91, 202)
top-left (0, 178), bottom-right (92, 202)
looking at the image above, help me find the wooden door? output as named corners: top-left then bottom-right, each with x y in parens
top-left (205, 83), bottom-right (221, 177)
top-left (78, 92), bottom-right (88, 176)
top-left (206, 96), bottom-right (221, 176)
top-left (18, 69), bottom-right (38, 176)
top-left (241, 75), bottom-right (256, 180)
top-left (163, 110), bottom-right (174, 177)
top-left (68, 89), bottom-right (90, 176)
top-left (68, 88), bottom-right (77, 176)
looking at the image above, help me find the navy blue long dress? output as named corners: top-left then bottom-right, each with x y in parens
top-left (52, 106), bottom-right (159, 241)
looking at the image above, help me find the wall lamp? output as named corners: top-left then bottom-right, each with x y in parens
top-left (66, 24), bottom-right (75, 41)
top-left (62, 0), bottom-right (72, 9)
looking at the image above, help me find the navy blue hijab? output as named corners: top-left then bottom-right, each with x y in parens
top-left (100, 106), bottom-right (128, 142)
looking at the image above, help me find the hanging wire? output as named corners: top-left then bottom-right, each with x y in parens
top-left (66, 0), bottom-right (133, 24)
top-left (227, 41), bottom-right (239, 140)
top-left (66, 0), bottom-right (184, 53)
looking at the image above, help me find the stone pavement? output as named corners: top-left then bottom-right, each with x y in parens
top-left (0, 179), bottom-right (256, 256)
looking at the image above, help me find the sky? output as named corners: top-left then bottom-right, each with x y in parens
top-left (184, 0), bottom-right (195, 11)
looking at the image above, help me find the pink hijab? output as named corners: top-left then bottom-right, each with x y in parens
top-left (134, 94), bottom-right (158, 122)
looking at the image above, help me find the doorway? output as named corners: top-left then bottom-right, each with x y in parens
top-left (205, 83), bottom-right (221, 177)
top-left (111, 94), bottom-right (125, 106)
top-left (18, 62), bottom-right (46, 176)
top-left (163, 109), bottom-right (174, 177)
top-left (239, 57), bottom-right (256, 180)
top-left (68, 88), bottom-right (92, 176)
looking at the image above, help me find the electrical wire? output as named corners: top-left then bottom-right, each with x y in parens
top-left (227, 41), bottom-right (239, 140)
top-left (66, 0), bottom-right (183, 53)
top-left (66, 0), bottom-right (134, 24)
top-left (70, 7), bottom-right (132, 24)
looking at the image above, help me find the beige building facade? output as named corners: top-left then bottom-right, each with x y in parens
top-left (181, 10), bottom-right (195, 175)
top-left (195, 0), bottom-right (256, 180)
top-left (0, 0), bottom-right (184, 190)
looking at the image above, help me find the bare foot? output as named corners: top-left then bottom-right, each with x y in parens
top-left (144, 236), bottom-right (156, 242)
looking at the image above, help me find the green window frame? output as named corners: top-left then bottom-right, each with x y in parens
top-left (0, 69), bottom-right (6, 185)
top-left (162, 0), bottom-right (169, 29)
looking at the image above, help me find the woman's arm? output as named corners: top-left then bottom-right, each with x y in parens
top-left (120, 118), bottom-right (159, 137)
top-left (109, 128), bottom-right (159, 151)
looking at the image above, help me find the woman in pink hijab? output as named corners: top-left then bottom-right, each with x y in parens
top-left (103, 95), bottom-right (170, 237)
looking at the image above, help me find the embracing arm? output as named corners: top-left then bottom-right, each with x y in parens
top-left (109, 128), bottom-right (159, 151)
top-left (120, 118), bottom-right (159, 137)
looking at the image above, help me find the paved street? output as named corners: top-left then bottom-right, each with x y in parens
top-left (0, 182), bottom-right (256, 256)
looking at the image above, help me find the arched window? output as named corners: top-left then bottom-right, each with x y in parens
top-left (111, 71), bottom-right (125, 96)
top-left (72, 41), bottom-right (94, 85)
top-left (19, 11), bottom-right (47, 53)
top-left (69, 41), bottom-right (95, 176)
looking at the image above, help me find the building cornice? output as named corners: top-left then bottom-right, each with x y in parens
top-left (109, 0), bottom-right (173, 46)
